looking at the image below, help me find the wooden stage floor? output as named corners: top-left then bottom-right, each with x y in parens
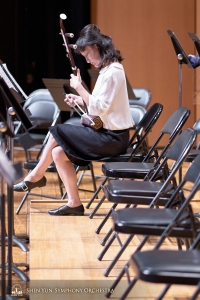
top-left (4, 151), bottom-right (200, 299)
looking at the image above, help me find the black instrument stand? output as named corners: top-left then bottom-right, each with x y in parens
top-left (167, 30), bottom-right (193, 183)
top-left (188, 32), bottom-right (200, 219)
top-left (7, 108), bottom-right (30, 243)
top-left (0, 123), bottom-right (17, 300)
top-left (0, 77), bottom-right (35, 298)
top-left (6, 108), bottom-right (30, 287)
top-left (167, 29), bottom-right (193, 107)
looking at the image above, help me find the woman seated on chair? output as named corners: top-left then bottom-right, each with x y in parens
top-left (14, 24), bottom-right (134, 216)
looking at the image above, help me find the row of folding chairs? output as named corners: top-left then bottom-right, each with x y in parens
top-left (84, 105), bottom-right (200, 299)
top-left (14, 96), bottom-right (200, 298)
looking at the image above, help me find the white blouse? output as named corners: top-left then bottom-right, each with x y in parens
top-left (88, 62), bottom-right (135, 131)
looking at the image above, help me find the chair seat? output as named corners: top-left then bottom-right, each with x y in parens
top-left (14, 133), bottom-right (46, 142)
top-left (112, 207), bottom-right (199, 237)
top-left (103, 180), bottom-right (173, 205)
top-left (130, 249), bottom-right (200, 285)
top-left (102, 162), bottom-right (154, 178)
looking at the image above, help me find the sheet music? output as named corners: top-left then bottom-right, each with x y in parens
top-left (0, 63), bottom-right (28, 100)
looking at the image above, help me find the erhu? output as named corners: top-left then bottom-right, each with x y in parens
top-left (59, 13), bottom-right (77, 75)
top-left (59, 14), bottom-right (103, 131)
top-left (59, 13), bottom-right (79, 117)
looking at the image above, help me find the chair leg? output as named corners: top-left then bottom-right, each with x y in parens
top-left (89, 195), bottom-right (106, 219)
top-left (77, 170), bottom-right (85, 187)
top-left (106, 251), bottom-right (147, 299)
top-left (98, 232), bottom-right (118, 261)
top-left (119, 277), bottom-right (138, 300)
top-left (89, 162), bottom-right (97, 193)
top-left (95, 203), bottom-right (132, 234)
top-left (104, 234), bottom-right (135, 277)
top-left (100, 227), bottom-right (113, 246)
top-left (156, 284), bottom-right (171, 300)
top-left (15, 191), bottom-right (29, 215)
top-left (74, 162), bottom-right (98, 194)
top-left (95, 203), bottom-right (118, 233)
top-left (86, 177), bottom-right (108, 209)
top-left (105, 262), bottom-right (130, 298)
top-left (189, 284), bottom-right (200, 300)
top-left (103, 235), bottom-right (150, 277)
top-left (57, 172), bottom-right (64, 197)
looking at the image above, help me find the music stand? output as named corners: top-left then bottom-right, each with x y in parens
top-left (167, 29), bottom-right (193, 108)
top-left (0, 80), bottom-right (30, 291)
top-left (0, 115), bottom-right (15, 300)
top-left (42, 78), bottom-right (89, 111)
top-left (0, 113), bottom-right (27, 299)
top-left (87, 68), bottom-right (139, 100)
top-left (188, 32), bottom-right (200, 56)
top-left (0, 77), bottom-right (34, 131)
top-left (0, 60), bottom-right (28, 101)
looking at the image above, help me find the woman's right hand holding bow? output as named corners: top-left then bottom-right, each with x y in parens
top-left (64, 94), bottom-right (84, 107)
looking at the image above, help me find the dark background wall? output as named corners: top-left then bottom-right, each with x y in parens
top-left (0, 0), bottom-right (90, 95)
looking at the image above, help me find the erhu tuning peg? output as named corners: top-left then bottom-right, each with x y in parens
top-left (65, 33), bottom-right (74, 38)
top-left (68, 44), bottom-right (77, 49)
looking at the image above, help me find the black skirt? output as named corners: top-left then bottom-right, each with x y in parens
top-left (49, 123), bottom-right (129, 166)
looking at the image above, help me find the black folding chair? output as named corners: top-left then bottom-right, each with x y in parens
top-left (14, 89), bottom-right (61, 160)
top-left (112, 154), bottom-right (200, 300)
top-left (86, 103), bottom-right (163, 217)
top-left (93, 106), bottom-right (190, 233)
top-left (129, 87), bottom-right (151, 108)
top-left (184, 118), bottom-right (200, 163)
top-left (130, 236), bottom-right (200, 300)
top-left (100, 127), bottom-right (196, 278)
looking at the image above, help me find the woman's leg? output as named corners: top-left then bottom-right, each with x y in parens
top-left (51, 146), bottom-right (82, 207)
top-left (25, 134), bottom-right (58, 182)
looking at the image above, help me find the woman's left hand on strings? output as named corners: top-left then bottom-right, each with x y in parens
top-left (70, 68), bottom-right (82, 90)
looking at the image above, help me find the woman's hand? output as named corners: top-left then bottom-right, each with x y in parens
top-left (70, 68), bottom-right (82, 90)
top-left (64, 94), bottom-right (83, 107)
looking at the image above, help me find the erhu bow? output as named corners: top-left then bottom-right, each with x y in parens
top-left (59, 13), bottom-right (77, 75)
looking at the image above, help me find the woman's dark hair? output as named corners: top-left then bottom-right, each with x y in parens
top-left (75, 24), bottom-right (123, 70)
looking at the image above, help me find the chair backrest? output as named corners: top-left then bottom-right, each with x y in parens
top-left (129, 105), bottom-right (147, 126)
top-left (129, 88), bottom-right (151, 108)
top-left (166, 127), bottom-right (197, 163)
top-left (128, 103), bottom-right (163, 155)
top-left (193, 118), bottom-right (200, 132)
top-left (192, 118), bottom-right (200, 150)
top-left (146, 128), bottom-right (197, 206)
top-left (27, 100), bottom-right (59, 126)
top-left (155, 145), bottom-right (200, 248)
top-left (143, 106), bottom-right (190, 163)
top-left (161, 106), bottom-right (190, 136)
top-left (24, 89), bottom-right (60, 129)
top-left (25, 89), bottom-right (54, 108)
top-left (138, 102), bottom-right (163, 133)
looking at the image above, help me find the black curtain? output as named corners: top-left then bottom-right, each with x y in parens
top-left (0, 0), bottom-right (90, 96)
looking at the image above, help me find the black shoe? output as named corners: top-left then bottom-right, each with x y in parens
top-left (13, 176), bottom-right (47, 192)
top-left (48, 204), bottom-right (84, 216)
